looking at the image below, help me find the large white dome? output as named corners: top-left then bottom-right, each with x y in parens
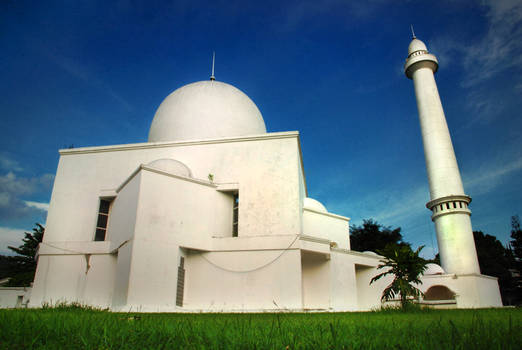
top-left (148, 80), bottom-right (267, 142)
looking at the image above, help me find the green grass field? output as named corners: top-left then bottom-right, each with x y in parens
top-left (0, 307), bottom-right (520, 349)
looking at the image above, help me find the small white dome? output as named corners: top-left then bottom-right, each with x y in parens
top-left (423, 263), bottom-right (445, 275)
top-left (303, 197), bottom-right (328, 213)
top-left (363, 251), bottom-right (378, 256)
top-left (148, 80), bottom-right (267, 142)
top-left (147, 158), bottom-right (192, 178)
top-left (408, 38), bottom-right (428, 56)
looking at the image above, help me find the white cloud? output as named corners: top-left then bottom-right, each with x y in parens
top-left (0, 226), bottom-right (25, 255)
top-left (0, 153), bottom-right (23, 172)
top-left (24, 201), bottom-right (50, 212)
top-left (43, 51), bottom-right (134, 112)
top-left (462, 0), bottom-right (522, 86)
top-left (429, 0), bottom-right (522, 126)
top-left (0, 172), bottom-right (53, 220)
top-left (464, 156), bottom-right (522, 195)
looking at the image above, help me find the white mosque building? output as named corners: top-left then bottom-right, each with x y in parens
top-left (1, 37), bottom-right (503, 311)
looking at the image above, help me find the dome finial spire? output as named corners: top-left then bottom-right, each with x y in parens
top-left (410, 24), bottom-right (416, 39)
top-left (210, 51), bottom-right (216, 81)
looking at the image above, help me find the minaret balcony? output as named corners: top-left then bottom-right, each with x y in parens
top-left (426, 194), bottom-right (472, 221)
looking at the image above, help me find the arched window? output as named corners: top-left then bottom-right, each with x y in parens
top-left (424, 285), bottom-right (456, 300)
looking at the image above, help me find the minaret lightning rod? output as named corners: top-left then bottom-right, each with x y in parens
top-left (210, 51), bottom-right (216, 81)
top-left (410, 24), bottom-right (416, 39)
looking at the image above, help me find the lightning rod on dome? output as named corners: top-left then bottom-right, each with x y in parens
top-left (410, 24), bottom-right (416, 39)
top-left (210, 51), bottom-right (216, 81)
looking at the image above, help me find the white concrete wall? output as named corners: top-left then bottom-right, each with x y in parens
top-left (329, 252), bottom-right (358, 311)
top-left (134, 169), bottom-right (233, 245)
top-left (0, 287), bottom-right (30, 308)
top-left (106, 172), bottom-right (141, 247)
top-left (420, 274), bottom-right (502, 308)
top-left (124, 240), bottom-right (180, 311)
top-left (29, 255), bottom-right (88, 306)
top-left (355, 265), bottom-right (389, 310)
top-left (298, 155), bottom-right (307, 234)
top-left (44, 132), bottom-right (302, 245)
top-left (32, 132), bottom-right (303, 310)
top-left (82, 254), bottom-right (117, 308)
top-left (301, 251), bottom-right (330, 310)
top-left (112, 242), bottom-right (133, 309)
top-left (184, 249), bottom-right (302, 311)
top-left (303, 209), bottom-right (350, 249)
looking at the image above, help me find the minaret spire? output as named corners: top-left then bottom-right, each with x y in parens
top-left (410, 24), bottom-right (416, 39)
top-left (210, 51), bottom-right (216, 81)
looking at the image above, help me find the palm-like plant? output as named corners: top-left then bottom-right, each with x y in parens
top-left (370, 244), bottom-right (428, 309)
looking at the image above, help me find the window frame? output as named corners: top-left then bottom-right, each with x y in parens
top-left (94, 197), bottom-right (113, 241)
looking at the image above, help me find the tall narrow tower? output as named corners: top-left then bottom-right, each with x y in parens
top-left (404, 35), bottom-right (481, 275)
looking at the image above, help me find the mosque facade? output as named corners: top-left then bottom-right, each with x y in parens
top-left (1, 37), bottom-right (503, 311)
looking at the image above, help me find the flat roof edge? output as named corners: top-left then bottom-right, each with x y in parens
top-left (59, 131), bottom-right (300, 155)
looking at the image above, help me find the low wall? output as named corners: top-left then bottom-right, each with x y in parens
top-left (0, 287), bottom-right (31, 308)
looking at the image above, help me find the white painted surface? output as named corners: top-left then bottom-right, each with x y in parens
top-left (302, 208), bottom-right (350, 249)
top-left (148, 80), bottom-right (266, 142)
top-left (185, 249), bottom-right (303, 311)
top-left (420, 274), bottom-right (502, 308)
top-left (0, 287), bottom-right (31, 308)
top-left (303, 197), bottom-right (327, 213)
top-left (301, 251), bottom-right (330, 309)
top-left (423, 263), bottom-right (445, 275)
top-left (328, 252), bottom-right (358, 311)
top-left (435, 213), bottom-right (480, 274)
top-left (26, 66), bottom-right (502, 312)
top-left (405, 37), bottom-right (482, 276)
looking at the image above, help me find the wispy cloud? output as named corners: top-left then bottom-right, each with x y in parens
top-left (0, 153), bottom-right (23, 172)
top-left (25, 201), bottom-right (50, 211)
top-left (430, 0), bottom-right (522, 126)
top-left (464, 156), bottom-right (522, 195)
top-left (0, 226), bottom-right (25, 255)
top-left (42, 51), bottom-right (134, 112)
top-left (0, 171), bottom-right (53, 221)
top-left (461, 0), bottom-right (522, 86)
top-left (324, 180), bottom-right (429, 227)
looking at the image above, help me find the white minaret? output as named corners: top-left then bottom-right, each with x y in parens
top-left (404, 34), bottom-right (481, 275)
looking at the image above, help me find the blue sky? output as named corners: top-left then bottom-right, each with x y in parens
top-left (1, 0), bottom-right (521, 258)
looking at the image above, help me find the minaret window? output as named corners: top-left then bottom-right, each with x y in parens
top-left (94, 198), bottom-right (112, 241)
top-left (232, 193), bottom-right (239, 237)
top-left (176, 257), bottom-right (185, 307)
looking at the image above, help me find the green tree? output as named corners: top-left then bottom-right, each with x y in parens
top-left (508, 216), bottom-right (522, 305)
top-left (6, 223), bottom-right (44, 287)
top-left (350, 219), bottom-right (408, 252)
top-left (473, 230), bottom-right (517, 305)
top-left (370, 244), bottom-right (428, 309)
top-left (511, 216), bottom-right (522, 268)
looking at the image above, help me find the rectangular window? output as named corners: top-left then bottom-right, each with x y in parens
top-left (94, 199), bottom-right (112, 241)
top-left (232, 193), bottom-right (239, 237)
top-left (176, 257), bottom-right (185, 307)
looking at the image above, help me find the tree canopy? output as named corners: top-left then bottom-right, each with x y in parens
top-left (511, 216), bottom-right (522, 268)
top-left (5, 223), bottom-right (44, 287)
top-left (473, 231), bottom-right (515, 303)
top-left (350, 219), bottom-right (407, 252)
